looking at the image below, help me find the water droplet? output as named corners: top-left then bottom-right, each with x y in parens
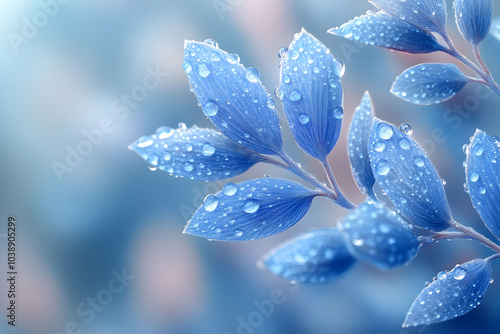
top-left (291, 51), bottom-right (299, 59)
top-left (414, 156), bottom-right (425, 167)
top-left (472, 144), bottom-right (483, 156)
top-left (198, 62), bottom-right (210, 77)
top-left (243, 200), bottom-right (260, 213)
top-left (493, 136), bottom-right (499, 144)
top-left (274, 86), bottom-right (284, 99)
top-left (278, 47), bottom-right (288, 59)
top-left (462, 144), bottom-right (468, 154)
top-left (399, 123), bottom-right (413, 136)
top-left (376, 160), bottom-right (390, 175)
top-left (289, 89), bottom-right (302, 101)
top-left (202, 143), bottom-right (215, 156)
top-left (182, 61), bottom-right (192, 73)
top-left (353, 239), bottom-right (364, 246)
top-left (136, 136), bottom-right (154, 148)
top-left (437, 271), bottom-right (447, 280)
top-left (245, 67), bottom-right (260, 82)
top-left (453, 267), bottom-right (466, 280)
top-left (398, 138), bottom-right (411, 150)
top-left (374, 142), bottom-right (385, 152)
top-left (184, 163), bottom-right (193, 172)
top-left (178, 122), bottom-right (187, 130)
top-left (234, 229), bottom-right (243, 238)
top-left (203, 195), bottom-right (219, 212)
top-left (203, 100), bottom-right (218, 117)
top-left (203, 38), bottom-right (218, 48)
top-left (282, 75), bottom-right (291, 84)
top-left (334, 59), bottom-right (345, 77)
top-left (470, 171), bottom-right (479, 182)
top-left (148, 166), bottom-right (157, 171)
top-left (377, 123), bottom-right (394, 140)
top-left (223, 183), bottom-right (237, 196)
top-left (226, 54), bottom-right (240, 64)
top-left (156, 126), bottom-right (175, 139)
top-left (479, 187), bottom-right (486, 194)
top-left (298, 113), bottom-right (310, 124)
top-left (333, 107), bottom-right (344, 119)
top-left (441, 179), bottom-right (446, 186)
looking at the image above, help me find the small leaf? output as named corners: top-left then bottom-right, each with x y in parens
top-left (403, 259), bottom-right (492, 327)
top-left (129, 125), bottom-right (262, 181)
top-left (340, 199), bottom-right (419, 269)
top-left (369, 119), bottom-right (452, 231)
top-left (184, 178), bottom-right (319, 241)
top-left (280, 29), bottom-right (344, 161)
top-left (391, 63), bottom-right (469, 105)
top-left (259, 229), bottom-right (357, 284)
top-left (184, 40), bottom-right (283, 155)
top-left (491, 17), bottom-right (500, 42)
top-left (348, 92), bottom-right (376, 198)
top-left (328, 12), bottom-right (444, 54)
top-left (454, 0), bottom-right (493, 45)
top-left (465, 129), bottom-right (500, 240)
top-left (369, 0), bottom-right (447, 35)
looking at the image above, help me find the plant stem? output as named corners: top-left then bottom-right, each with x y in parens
top-left (441, 34), bottom-right (500, 95)
top-left (485, 253), bottom-right (500, 264)
top-left (321, 159), bottom-right (357, 209)
top-left (277, 151), bottom-right (355, 209)
top-left (450, 220), bottom-right (500, 254)
top-left (418, 231), bottom-right (471, 248)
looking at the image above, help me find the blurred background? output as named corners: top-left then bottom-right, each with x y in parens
top-left (1, 0), bottom-right (500, 333)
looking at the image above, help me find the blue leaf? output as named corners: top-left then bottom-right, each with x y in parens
top-left (129, 125), bottom-right (262, 181)
top-left (391, 63), bottom-right (469, 105)
top-left (369, 0), bottom-right (447, 35)
top-left (184, 178), bottom-right (319, 241)
top-left (465, 130), bottom-right (500, 240)
top-left (369, 119), bottom-right (452, 231)
top-left (340, 199), bottom-right (419, 269)
top-left (259, 229), bottom-right (357, 284)
top-left (328, 12), bottom-right (444, 54)
top-left (454, 0), bottom-right (493, 45)
top-left (491, 17), bottom-right (500, 42)
top-left (403, 258), bottom-right (492, 327)
top-left (280, 29), bottom-right (344, 161)
top-left (348, 92), bottom-right (376, 198)
top-left (183, 40), bottom-right (283, 155)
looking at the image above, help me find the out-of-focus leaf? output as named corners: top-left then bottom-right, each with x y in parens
top-left (391, 63), bottom-right (469, 105)
top-left (328, 12), bottom-right (444, 54)
top-left (129, 125), bottom-right (263, 181)
top-left (454, 0), bottom-right (493, 45)
top-left (369, 119), bottom-right (452, 231)
top-left (369, 0), bottom-right (447, 34)
top-left (491, 17), bottom-right (500, 41)
top-left (259, 229), bottom-right (357, 284)
top-left (280, 29), bottom-right (344, 161)
top-left (184, 40), bottom-right (283, 155)
top-left (465, 129), bottom-right (500, 240)
top-left (404, 259), bottom-right (492, 327)
top-left (184, 178), bottom-right (319, 241)
top-left (348, 92), bottom-right (376, 198)
top-left (340, 199), bottom-right (419, 269)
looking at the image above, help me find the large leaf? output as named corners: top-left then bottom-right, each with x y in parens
top-left (280, 29), bottom-right (344, 161)
top-left (391, 63), bottom-right (469, 105)
top-left (404, 259), bottom-right (492, 327)
top-left (259, 229), bottom-right (357, 284)
top-left (328, 12), bottom-right (445, 54)
top-left (348, 92), bottom-right (376, 197)
top-left (454, 0), bottom-right (493, 45)
top-left (184, 178), bottom-right (319, 241)
top-left (340, 199), bottom-right (419, 269)
top-left (369, 119), bottom-right (452, 231)
top-left (369, 0), bottom-right (447, 34)
top-left (129, 125), bottom-right (263, 180)
top-left (184, 40), bottom-right (283, 155)
top-left (465, 129), bottom-right (500, 240)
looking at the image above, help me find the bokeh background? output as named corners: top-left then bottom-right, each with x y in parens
top-left (1, 0), bottom-right (500, 333)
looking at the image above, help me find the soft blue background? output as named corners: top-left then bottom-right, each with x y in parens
top-left (1, 1), bottom-right (500, 333)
